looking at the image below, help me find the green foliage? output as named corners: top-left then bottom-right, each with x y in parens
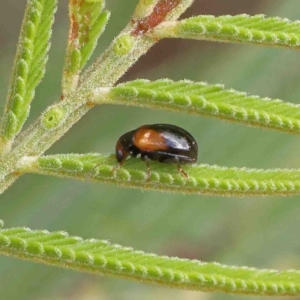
top-left (20, 153), bottom-right (300, 196)
top-left (113, 35), bottom-right (135, 55)
top-left (2, 0), bottom-right (300, 298)
top-left (1, 221), bottom-right (300, 296)
top-left (62, 0), bottom-right (110, 95)
top-left (41, 106), bottom-right (68, 129)
top-left (104, 79), bottom-right (300, 134)
top-left (0, 0), bottom-right (57, 148)
top-left (154, 14), bottom-right (300, 48)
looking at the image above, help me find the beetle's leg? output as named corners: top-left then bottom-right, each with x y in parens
top-left (141, 154), bottom-right (151, 181)
top-left (174, 157), bottom-right (188, 178)
top-left (87, 162), bottom-right (104, 179)
top-left (88, 156), bottom-right (122, 177)
top-left (146, 158), bottom-right (152, 182)
top-left (177, 164), bottom-right (188, 178)
top-left (111, 154), bottom-right (128, 177)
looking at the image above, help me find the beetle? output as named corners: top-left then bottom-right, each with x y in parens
top-left (115, 124), bottom-right (198, 180)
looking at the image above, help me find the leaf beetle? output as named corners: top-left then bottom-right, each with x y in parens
top-left (115, 124), bottom-right (198, 180)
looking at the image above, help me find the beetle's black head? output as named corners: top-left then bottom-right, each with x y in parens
top-left (115, 130), bottom-right (135, 163)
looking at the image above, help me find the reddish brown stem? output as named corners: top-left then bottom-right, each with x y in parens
top-left (132, 0), bottom-right (181, 36)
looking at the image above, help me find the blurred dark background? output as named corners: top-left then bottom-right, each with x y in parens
top-left (1, 1), bottom-right (300, 299)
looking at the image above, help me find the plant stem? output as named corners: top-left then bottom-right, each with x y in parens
top-left (0, 0), bottom-right (195, 194)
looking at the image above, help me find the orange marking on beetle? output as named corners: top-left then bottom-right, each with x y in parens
top-left (132, 0), bottom-right (181, 36)
top-left (133, 128), bottom-right (168, 152)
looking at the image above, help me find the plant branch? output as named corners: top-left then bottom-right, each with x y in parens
top-left (0, 222), bottom-right (300, 296)
top-left (17, 154), bottom-right (300, 197)
top-left (0, 0), bottom-right (195, 194)
top-left (92, 79), bottom-right (300, 135)
top-left (152, 15), bottom-right (300, 49)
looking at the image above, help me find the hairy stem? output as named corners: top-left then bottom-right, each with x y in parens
top-left (0, 0), bottom-right (195, 193)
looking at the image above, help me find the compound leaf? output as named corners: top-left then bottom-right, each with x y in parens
top-left (153, 14), bottom-right (300, 49)
top-left (0, 0), bottom-right (58, 150)
top-left (1, 221), bottom-right (300, 295)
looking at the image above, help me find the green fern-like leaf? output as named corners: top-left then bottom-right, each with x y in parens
top-left (0, 0), bottom-right (57, 147)
top-left (153, 14), bottom-right (300, 48)
top-left (94, 79), bottom-right (300, 135)
top-left (62, 0), bottom-right (110, 95)
top-left (1, 221), bottom-right (300, 296)
top-left (18, 153), bottom-right (300, 196)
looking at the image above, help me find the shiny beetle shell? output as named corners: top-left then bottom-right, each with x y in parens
top-left (115, 124), bottom-right (198, 166)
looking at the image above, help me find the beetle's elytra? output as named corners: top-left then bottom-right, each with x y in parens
top-left (115, 124), bottom-right (198, 179)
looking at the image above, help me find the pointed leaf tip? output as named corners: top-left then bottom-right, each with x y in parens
top-left (62, 0), bottom-right (110, 95)
top-left (1, 0), bottom-right (58, 147)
